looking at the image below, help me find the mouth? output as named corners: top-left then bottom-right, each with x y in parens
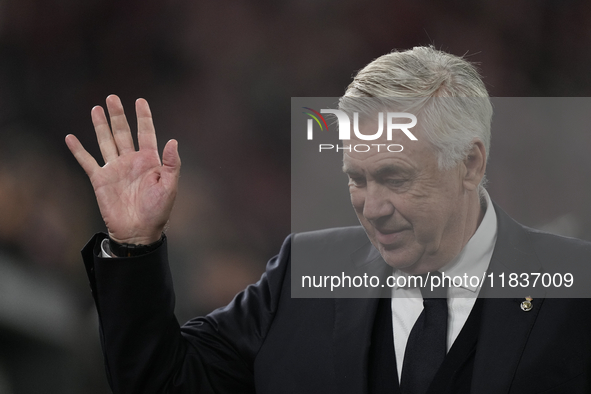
top-left (374, 228), bottom-right (406, 245)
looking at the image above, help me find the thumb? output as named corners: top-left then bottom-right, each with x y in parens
top-left (161, 139), bottom-right (181, 188)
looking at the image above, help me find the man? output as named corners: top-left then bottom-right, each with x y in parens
top-left (66, 47), bottom-right (591, 393)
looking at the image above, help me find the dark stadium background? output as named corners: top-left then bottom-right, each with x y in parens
top-left (0, 1), bottom-right (590, 392)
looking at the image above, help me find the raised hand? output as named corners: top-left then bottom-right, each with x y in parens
top-left (65, 95), bottom-right (181, 245)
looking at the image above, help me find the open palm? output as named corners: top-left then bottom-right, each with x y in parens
top-left (65, 95), bottom-right (181, 245)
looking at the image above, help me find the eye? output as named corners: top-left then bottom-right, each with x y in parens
top-left (385, 178), bottom-right (406, 187)
top-left (348, 176), bottom-right (366, 187)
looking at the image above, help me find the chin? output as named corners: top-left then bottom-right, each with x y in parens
top-left (377, 246), bottom-right (419, 271)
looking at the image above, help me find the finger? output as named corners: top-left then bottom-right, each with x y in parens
top-left (161, 139), bottom-right (181, 191)
top-left (105, 94), bottom-right (135, 155)
top-left (136, 98), bottom-right (158, 152)
top-left (65, 134), bottom-right (100, 177)
top-left (91, 105), bottom-right (119, 163)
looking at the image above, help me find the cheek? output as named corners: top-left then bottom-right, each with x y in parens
top-left (348, 188), bottom-right (364, 211)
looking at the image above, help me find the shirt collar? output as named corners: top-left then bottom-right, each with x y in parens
top-left (440, 190), bottom-right (497, 292)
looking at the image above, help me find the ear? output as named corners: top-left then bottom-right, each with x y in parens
top-left (462, 139), bottom-right (486, 191)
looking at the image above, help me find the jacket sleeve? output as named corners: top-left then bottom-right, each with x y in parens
top-left (82, 233), bottom-right (291, 394)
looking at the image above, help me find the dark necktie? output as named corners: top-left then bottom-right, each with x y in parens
top-left (399, 271), bottom-right (448, 394)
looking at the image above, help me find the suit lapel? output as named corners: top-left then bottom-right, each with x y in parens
top-left (471, 204), bottom-right (545, 393)
top-left (333, 297), bottom-right (379, 394)
top-left (333, 239), bottom-right (391, 394)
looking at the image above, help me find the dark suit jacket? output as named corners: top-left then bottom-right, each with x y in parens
top-left (83, 204), bottom-right (591, 393)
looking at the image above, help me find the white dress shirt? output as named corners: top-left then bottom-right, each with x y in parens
top-left (390, 190), bottom-right (498, 379)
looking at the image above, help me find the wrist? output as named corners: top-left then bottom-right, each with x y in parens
top-left (108, 232), bottom-right (163, 246)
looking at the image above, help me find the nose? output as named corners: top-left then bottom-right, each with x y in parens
top-left (361, 183), bottom-right (395, 222)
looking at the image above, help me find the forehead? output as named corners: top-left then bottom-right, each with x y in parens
top-left (342, 121), bottom-right (438, 174)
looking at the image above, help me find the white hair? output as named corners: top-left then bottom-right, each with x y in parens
top-left (339, 46), bottom-right (493, 189)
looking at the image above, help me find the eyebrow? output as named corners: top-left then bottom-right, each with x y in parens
top-left (342, 164), bottom-right (410, 178)
top-left (342, 165), bottom-right (361, 177)
top-left (375, 164), bottom-right (406, 177)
